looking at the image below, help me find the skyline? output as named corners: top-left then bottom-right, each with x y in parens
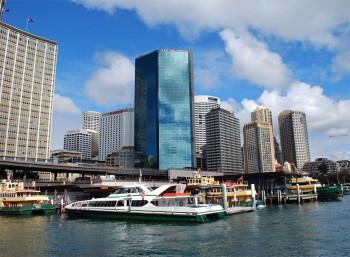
top-left (3, 0), bottom-right (350, 161)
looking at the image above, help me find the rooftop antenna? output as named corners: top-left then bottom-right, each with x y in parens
top-left (0, 0), bottom-right (10, 21)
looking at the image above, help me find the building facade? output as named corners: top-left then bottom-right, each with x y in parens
top-left (134, 49), bottom-right (195, 170)
top-left (278, 110), bottom-right (310, 170)
top-left (0, 21), bottom-right (58, 162)
top-left (99, 108), bottom-right (134, 161)
top-left (194, 95), bottom-right (220, 170)
top-left (251, 106), bottom-right (282, 165)
top-left (105, 146), bottom-right (134, 168)
top-left (206, 108), bottom-right (242, 173)
top-left (243, 121), bottom-right (275, 173)
top-left (63, 129), bottom-right (92, 160)
top-left (82, 111), bottom-right (101, 132)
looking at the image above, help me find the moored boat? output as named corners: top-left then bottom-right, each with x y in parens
top-left (291, 175), bottom-right (342, 200)
top-left (65, 183), bottom-right (225, 223)
top-left (0, 179), bottom-right (56, 215)
top-left (200, 178), bottom-right (256, 207)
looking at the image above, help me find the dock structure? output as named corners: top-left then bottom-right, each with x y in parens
top-left (225, 206), bottom-right (255, 216)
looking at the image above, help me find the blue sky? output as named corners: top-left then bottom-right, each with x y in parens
top-left (3, 0), bottom-right (350, 161)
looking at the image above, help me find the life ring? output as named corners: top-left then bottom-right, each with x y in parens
top-left (140, 192), bottom-right (145, 197)
top-left (179, 202), bottom-right (183, 206)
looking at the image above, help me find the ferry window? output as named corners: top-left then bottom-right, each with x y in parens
top-left (151, 201), bottom-right (158, 206)
top-left (116, 201), bottom-right (124, 207)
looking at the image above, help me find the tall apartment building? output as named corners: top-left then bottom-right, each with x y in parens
top-left (194, 95), bottom-right (220, 170)
top-left (206, 108), bottom-right (242, 173)
top-left (82, 111), bottom-right (101, 158)
top-left (278, 110), bottom-right (310, 170)
top-left (63, 129), bottom-right (92, 160)
top-left (82, 111), bottom-right (101, 132)
top-left (99, 108), bottom-right (134, 161)
top-left (0, 19), bottom-right (58, 162)
top-left (134, 49), bottom-right (195, 170)
top-left (251, 106), bottom-right (282, 165)
top-left (243, 121), bottom-right (275, 173)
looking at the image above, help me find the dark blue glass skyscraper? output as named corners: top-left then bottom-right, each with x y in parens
top-left (134, 50), bottom-right (195, 170)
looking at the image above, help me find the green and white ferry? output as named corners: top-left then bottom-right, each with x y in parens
top-left (0, 180), bottom-right (56, 215)
top-left (65, 183), bottom-right (225, 223)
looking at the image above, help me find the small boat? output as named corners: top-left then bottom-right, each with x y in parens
top-left (0, 180), bottom-right (56, 215)
top-left (65, 183), bottom-right (225, 223)
top-left (343, 184), bottom-right (350, 195)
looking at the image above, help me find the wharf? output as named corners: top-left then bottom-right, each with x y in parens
top-left (225, 206), bottom-right (254, 216)
top-left (287, 193), bottom-right (317, 203)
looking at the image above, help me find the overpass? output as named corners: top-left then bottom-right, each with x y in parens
top-left (0, 160), bottom-right (169, 180)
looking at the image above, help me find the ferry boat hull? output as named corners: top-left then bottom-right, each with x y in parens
top-left (65, 207), bottom-right (225, 223)
top-left (316, 184), bottom-right (342, 200)
top-left (0, 205), bottom-right (56, 215)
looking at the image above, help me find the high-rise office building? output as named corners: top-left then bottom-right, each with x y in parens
top-left (0, 20), bottom-right (58, 162)
top-left (278, 110), bottom-right (310, 170)
top-left (99, 108), bottom-right (134, 161)
top-left (83, 111), bottom-right (101, 132)
top-left (251, 106), bottom-right (273, 125)
top-left (206, 108), bottom-right (242, 173)
top-left (251, 106), bottom-right (282, 165)
top-left (64, 129), bottom-right (92, 160)
top-left (82, 111), bottom-right (101, 158)
top-left (243, 121), bottom-right (275, 173)
top-left (194, 95), bottom-right (220, 170)
top-left (134, 49), bottom-right (195, 170)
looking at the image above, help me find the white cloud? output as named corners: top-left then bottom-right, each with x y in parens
top-left (332, 51), bottom-right (350, 81)
top-left (84, 51), bottom-right (135, 107)
top-left (71, 0), bottom-right (350, 48)
top-left (53, 93), bottom-right (81, 114)
top-left (222, 82), bottom-right (350, 160)
top-left (220, 29), bottom-right (293, 90)
top-left (51, 113), bottom-right (83, 150)
top-left (51, 94), bottom-right (81, 149)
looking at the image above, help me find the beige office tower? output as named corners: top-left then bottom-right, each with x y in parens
top-left (0, 21), bottom-right (58, 162)
top-left (243, 121), bottom-right (275, 173)
top-left (251, 106), bottom-right (273, 125)
top-left (278, 110), bottom-right (310, 170)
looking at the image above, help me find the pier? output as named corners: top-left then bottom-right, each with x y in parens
top-left (225, 206), bottom-right (255, 215)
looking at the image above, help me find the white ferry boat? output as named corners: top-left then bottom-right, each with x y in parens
top-left (65, 183), bottom-right (225, 223)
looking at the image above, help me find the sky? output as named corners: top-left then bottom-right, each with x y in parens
top-left (3, 0), bottom-right (350, 161)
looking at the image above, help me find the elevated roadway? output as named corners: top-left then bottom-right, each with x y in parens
top-left (0, 160), bottom-right (168, 180)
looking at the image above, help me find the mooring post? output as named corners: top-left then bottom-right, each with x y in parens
top-left (251, 184), bottom-right (256, 208)
top-left (297, 184), bottom-right (301, 204)
top-left (222, 184), bottom-right (227, 211)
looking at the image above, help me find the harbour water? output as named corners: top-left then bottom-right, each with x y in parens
top-left (1, 196), bottom-right (349, 257)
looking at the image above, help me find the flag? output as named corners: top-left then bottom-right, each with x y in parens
top-left (198, 169), bottom-right (202, 174)
top-left (27, 18), bottom-right (34, 22)
top-left (237, 176), bottom-right (243, 181)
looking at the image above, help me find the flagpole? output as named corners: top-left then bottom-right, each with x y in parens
top-left (26, 18), bottom-right (34, 32)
